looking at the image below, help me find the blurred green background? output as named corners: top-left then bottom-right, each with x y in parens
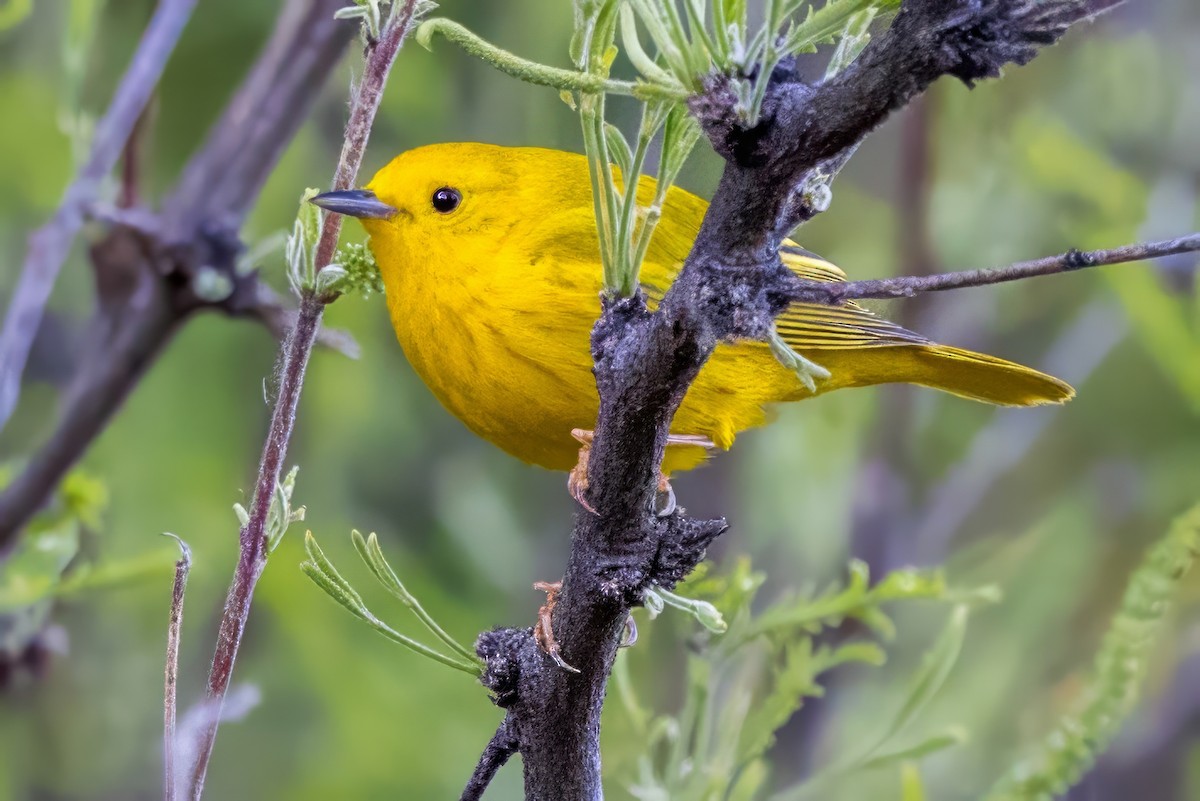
top-left (2, 1), bottom-right (1199, 799)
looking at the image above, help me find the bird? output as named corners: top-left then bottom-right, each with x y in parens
top-left (312, 142), bottom-right (1073, 670)
top-left (312, 143), bottom-right (1073, 489)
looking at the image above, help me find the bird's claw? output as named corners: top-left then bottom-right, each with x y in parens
top-left (568, 428), bottom-right (598, 515)
top-left (653, 472), bottom-right (676, 517)
top-left (619, 614), bottom-right (638, 648)
top-left (533, 580), bottom-right (580, 674)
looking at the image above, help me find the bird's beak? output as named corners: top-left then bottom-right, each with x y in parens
top-left (309, 188), bottom-right (397, 219)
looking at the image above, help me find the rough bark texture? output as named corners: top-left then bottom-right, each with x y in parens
top-left (465, 1), bottom-right (1113, 798)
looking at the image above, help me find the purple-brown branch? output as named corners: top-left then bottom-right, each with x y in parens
top-left (0, 0), bottom-right (356, 547)
top-left (185, 294), bottom-right (325, 800)
top-left (184, 4), bottom-right (423, 798)
top-left (0, 0), bottom-right (197, 433)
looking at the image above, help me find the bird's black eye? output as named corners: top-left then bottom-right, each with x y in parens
top-left (431, 187), bottom-right (461, 214)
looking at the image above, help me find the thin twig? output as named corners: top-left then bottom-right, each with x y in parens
top-left (789, 234), bottom-right (1200, 304)
top-left (185, 4), bottom-right (422, 798)
top-left (187, 295), bottom-right (323, 801)
top-left (314, 3), bottom-right (414, 270)
top-left (460, 717), bottom-right (519, 801)
top-left (0, 0), bottom-right (197, 432)
top-left (163, 534), bottom-right (191, 801)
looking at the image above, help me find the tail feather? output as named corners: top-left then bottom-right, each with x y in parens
top-left (806, 344), bottom-right (1075, 407)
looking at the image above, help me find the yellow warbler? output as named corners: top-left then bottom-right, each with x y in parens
top-left (313, 143), bottom-right (1072, 475)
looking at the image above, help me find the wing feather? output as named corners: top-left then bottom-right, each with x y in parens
top-left (777, 243), bottom-right (930, 350)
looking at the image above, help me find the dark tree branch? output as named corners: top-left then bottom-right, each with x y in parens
top-left (460, 717), bottom-right (519, 801)
top-left (185, 5), bottom-right (422, 798)
top-left (0, 0), bottom-right (197, 432)
top-left (471, 1), bottom-right (1126, 799)
top-left (0, 0), bottom-right (356, 547)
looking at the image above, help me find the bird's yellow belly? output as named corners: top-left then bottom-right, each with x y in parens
top-left (390, 284), bottom-right (799, 473)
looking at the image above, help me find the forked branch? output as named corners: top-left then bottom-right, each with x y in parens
top-left (0, 0), bottom-right (197, 432)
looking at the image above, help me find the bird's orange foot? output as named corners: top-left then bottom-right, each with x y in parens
top-left (533, 580), bottom-right (580, 673)
top-left (568, 428), bottom-right (597, 514)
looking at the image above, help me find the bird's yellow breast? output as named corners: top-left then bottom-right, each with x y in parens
top-left (374, 204), bottom-right (791, 472)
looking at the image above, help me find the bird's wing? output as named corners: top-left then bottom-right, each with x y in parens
top-left (775, 244), bottom-right (931, 350)
top-left (634, 182), bottom-right (927, 350)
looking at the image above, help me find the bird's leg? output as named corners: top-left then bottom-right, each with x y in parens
top-left (570, 429), bottom-right (716, 516)
top-left (534, 581), bottom-right (638, 669)
top-left (568, 428), bottom-right (597, 514)
top-left (533, 580), bottom-right (580, 673)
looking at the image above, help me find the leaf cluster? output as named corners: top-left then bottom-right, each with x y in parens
top-left (302, 529), bottom-right (483, 676)
top-left (983, 502), bottom-right (1200, 800)
top-left (615, 558), bottom-right (995, 800)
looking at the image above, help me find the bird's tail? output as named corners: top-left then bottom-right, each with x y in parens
top-left (808, 343), bottom-right (1075, 407)
top-left (806, 342), bottom-right (1070, 407)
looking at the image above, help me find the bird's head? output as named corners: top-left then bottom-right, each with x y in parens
top-left (310, 143), bottom-right (586, 290)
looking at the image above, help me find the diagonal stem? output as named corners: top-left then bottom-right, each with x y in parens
top-left (185, 3), bottom-right (424, 798)
top-left (164, 534), bottom-right (192, 801)
top-left (186, 293), bottom-right (325, 800)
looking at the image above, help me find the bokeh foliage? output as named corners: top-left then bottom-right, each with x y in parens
top-left (0, 1), bottom-right (1199, 799)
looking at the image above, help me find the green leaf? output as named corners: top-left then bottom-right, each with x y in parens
top-left (859, 727), bottom-right (968, 771)
top-left (605, 123), bottom-right (634, 175)
top-left (824, 6), bottom-right (877, 77)
top-left (286, 189), bottom-right (323, 294)
top-left (784, 0), bottom-right (898, 55)
top-left (0, 517), bottom-right (80, 613)
top-left (264, 465), bottom-right (304, 553)
top-left (645, 586), bottom-right (728, 633)
top-left (302, 531), bottom-right (482, 675)
top-left (769, 326), bottom-right (831, 393)
top-left (882, 605), bottom-right (969, 743)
